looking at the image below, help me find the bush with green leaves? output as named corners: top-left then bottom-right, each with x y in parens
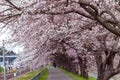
top-left (0, 66), bottom-right (4, 72)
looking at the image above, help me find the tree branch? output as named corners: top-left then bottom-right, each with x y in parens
top-left (5, 0), bottom-right (21, 11)
top-left (79, 1), bottom-right (98, 16)
top-left (96, 16), bottom-right (120, 36)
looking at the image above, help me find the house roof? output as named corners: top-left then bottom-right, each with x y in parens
top-left (0, 48), bottom-right (16, 56)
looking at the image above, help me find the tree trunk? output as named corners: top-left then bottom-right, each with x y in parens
top-left (78, 56), bottom-right (88, 78)
top-left (95, 51), bottom-right (117, 80)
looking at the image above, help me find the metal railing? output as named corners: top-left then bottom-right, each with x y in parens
top-left (29, 69), bottom-right (44, 80)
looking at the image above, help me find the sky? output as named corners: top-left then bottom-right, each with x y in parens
top-left (0, 0), bottom-right (38, 54)
top-left (0, 0), bottom-right (36, 54)
top-left (0, 23), bottom-right (24, 54)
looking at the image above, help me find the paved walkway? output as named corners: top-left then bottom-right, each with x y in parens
top-left (47, 67), bottom-right (74, 80)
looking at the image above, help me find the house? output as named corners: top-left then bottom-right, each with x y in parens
top-left (0, 48), bottom-right (17, 69)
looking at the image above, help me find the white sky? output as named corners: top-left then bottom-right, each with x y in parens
top-left (0, 24), bottom-right (24, 54)
top-left (0, 0), bottom-right (34, 54)
top-left (0, 0), bottom-right (38, 54)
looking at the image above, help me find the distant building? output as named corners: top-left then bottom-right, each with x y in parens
top-left (0, 48), bottom-right (17, 69)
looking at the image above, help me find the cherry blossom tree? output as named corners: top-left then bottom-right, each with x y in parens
top-left (0, 0), bottom-right (120, 80)
top-left (83, 29), bottom-right (120, 80)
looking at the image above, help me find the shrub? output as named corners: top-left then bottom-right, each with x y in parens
top-left (0, 66), bottom-right (4, 72)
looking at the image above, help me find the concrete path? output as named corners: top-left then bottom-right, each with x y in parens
top-left (47, 67), bottom-right (74, 80)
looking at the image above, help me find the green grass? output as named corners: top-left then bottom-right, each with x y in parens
top-left (17, 68), bottom-right (41, 80)
top-left (89, 76), bottom-right (96, 80)
top-left (59, 68), bottom-right (96, 80)
top-left (39, 68), bottom-right (48, 80)
top-left (0, 66), bottom-right (4, 73)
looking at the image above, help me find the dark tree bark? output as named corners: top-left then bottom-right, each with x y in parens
top-left (78, 55), bottom-right (88, 78)
top-left (95, 50), bottom-right (120, 80)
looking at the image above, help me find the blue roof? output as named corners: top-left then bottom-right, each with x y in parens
top-left (0, 48), bottom-right (16, 56)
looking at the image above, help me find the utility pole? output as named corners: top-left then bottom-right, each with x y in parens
top-left (29, 60), bottom-right (32, 72)
top-left (3, 40), bottom-right (7, 80)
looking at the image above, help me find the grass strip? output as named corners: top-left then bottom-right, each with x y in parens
top-left (39, 68), bottom-right (48, 80)
top-left (59, 68), bottom-right (96, 80)
top-left (17, 68), bottom-right (41, 80)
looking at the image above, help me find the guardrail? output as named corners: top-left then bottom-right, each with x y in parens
top-left (29, 69), bottom-right (44, 80)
